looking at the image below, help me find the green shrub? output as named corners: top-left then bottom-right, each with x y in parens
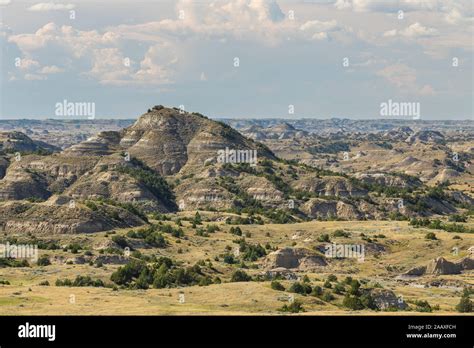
top-left (112, 235), bottom-right (129, 248)
top-left (413, 300), bottom-right (433, 312)
top-left (238, 240), bottom-right (266, 261)
top-left (110, 260), bottom-right (147, 285)
top-left (322, 291), bottom-right (334, 302)
top-left (116, 160), bottom-right (176, 209)
top-left (343, 295), bottom-right (364, 310)
top-left (317, 234), bottom-right (331, 243)
top-left (333, 283), bottom-right (345, 294)
top-left (425, 232), bottom-right (437, 240)
top-left (289, 282), bottom-right (312, 295)
top-left (360, 293), bottom-right (377, 310)
top-left (348, 279), bottom-right (361, 296)
top-left (230, 270), bottom-right (252, 282)
top-left (271, 280), bottom-right (285, 291)
top-left (145, 232), bottom-right (166, 248)
top-left (85, 201), bottom-right (98, 211)
top-left (311, 285), bottom-right (323, 297)
top-left (449, 214), bottom-right (467, 223)
top-left (279, 300), bottom-right (305, 313)
top-left (456, 297), bottom-right (472, 312)
top-left (193, 212), bottom-right (202, 225)
top-left (206, 225), bottom-right (220, 233)
top-left (343, 276), bottom-right (353, 285)
top-left (230, 227), bottom-right (242, 236)
top-left (333, 229), bottom-right (350, 238)
top-left (223, 255), bottom-right (236, 264)
top-left (37, 256), bottom-right (51, 266)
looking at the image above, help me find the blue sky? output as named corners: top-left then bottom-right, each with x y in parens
top-left (0, 0), bottom-right (473, 120)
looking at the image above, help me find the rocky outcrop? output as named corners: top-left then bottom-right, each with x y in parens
top-left (62, 131), bottom-right (121, 156)
top-left (264, 267), bottom-right (298, 280)
top-left (294, 176), bottom-right (368, 197)
top-left (93, 255), bottom-right (129, 265)
top-left (263, 247), bottom-right (327, 271)
top-left (369, 288), bottom-right (408, 310)
top-left (0, 131), bottom-right (60, 153)
top-left (118, 107), bottom-right (274, 176)
top-left (402, 256), bottom-right (474, 276)
top-left (406, 130), bottom-right (445, 144)
top-left (403, 266), bottom-right (427, 277)
top-left (0, 201), bottom-right (145, 235)
top-left (302, 198), bottom-right (362, 220)
top-left (426, 257), bottom-right (461, 275)
top-left (356, 173), bottom-right (422, 189)
top-left (432, 168), bottom-right (461, 183)
top-left (0, 154), bottom-right (97, 201)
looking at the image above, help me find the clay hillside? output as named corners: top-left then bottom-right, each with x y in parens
top-left (0, 106), bottom-right (472, 235)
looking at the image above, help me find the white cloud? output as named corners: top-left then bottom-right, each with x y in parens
top-left (334, 0), bottom-right (441, 12)
top-left (300, 19), bottom-right (349, 41)
top-left (377, 63), bottom-right (417, 89)
top-left (383, 29), bottom-right (397, 37)
top-left (85, 42), bottom-right (178, 86)
top-left (24, 73), bottom-right (47, 80)
top-left (300, 19), bottom-right (339, 32)
top-left (376, 63), bottom-right (436, 95)
top-left (39, 65), bottom-right (65, 74)
top-left (400, 22), bottom-right (438, 37)
top-left (28, 3), bottom-right (75, 11)
top-left (113, 1), bottom-right (353, 46)
top-left (383, 22), bottom-right (438, 38)
top-left (132, 43), bottom-right (178, 85)
top-left (86, 48), bottom-right (131, 85)
top-left (9, 22), bottom-right (120, 57)
top-left (18, 58), bottom-right (40, 70)
top-left (0, 0), bottom-right (11, 5)
top-left (3, 0), bottom-right (468, 88)
top-left (444, 4), bottom-right (474, 25)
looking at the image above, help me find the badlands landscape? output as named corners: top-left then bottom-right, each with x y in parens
top-left (0, 106), bottom-right (472, 315)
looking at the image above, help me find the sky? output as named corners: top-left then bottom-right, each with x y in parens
top-left (0, 0), bottom-right (473, 120)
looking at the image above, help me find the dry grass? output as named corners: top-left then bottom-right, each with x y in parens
top-left (1, 219), bottom-right (472, 315)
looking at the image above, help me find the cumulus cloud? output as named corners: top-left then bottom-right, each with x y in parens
top-left (300, 20), bottom-right (341, 40)
top-left (8, 22), bottom-right (120, 57)
top-left (112, 0), bottom-right (294, 44)
top-left (3, 0), bottom-right (465, 88)
top-left (28, 3), bottom-right (75, 11)
top-left (376, 63), bottom-right (436, 95)
top-left (24, 73), bottom-right (47, 81)
top-left (334, 0), bottom-right (441, 12)
top-left (383, 22), bottom-right (438, 38)
top-left (401, 22), bottom-right (438, 37)
top-left (85, 42), bottom-right (178, 86)
top-left (113, 0), bottom-right (353, 45)
top-left (444, 3), bottom-right (474, 25)
top-left (17, 58), bottom-right (40, 70)
top-left (39, 65), bottom-right (65, 74)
